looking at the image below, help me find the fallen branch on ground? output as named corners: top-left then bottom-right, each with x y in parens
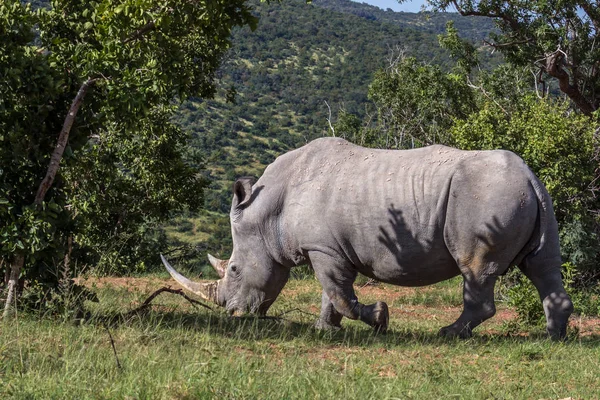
top-left (124, 286), bottom-right (214, 318)
top-left (116, 286), bottom-right (319, 326)
top-left (276, 308), bottom-right (319, 319)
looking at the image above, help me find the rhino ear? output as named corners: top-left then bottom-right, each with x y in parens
top-left (232, 176), bottom-right (257, 210)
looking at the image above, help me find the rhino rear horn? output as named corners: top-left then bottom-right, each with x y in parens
top-left (207, 253), bottom-right (227, 278)
top-left (161, 254), bottom-right (219, 304)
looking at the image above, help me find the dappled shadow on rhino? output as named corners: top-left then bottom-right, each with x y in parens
top-left (161, 138), bottom-right (574, 340)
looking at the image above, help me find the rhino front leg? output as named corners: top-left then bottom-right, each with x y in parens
top-left (314, 290), bottom-right (343, 330)
top-left (310, 251), bottom-right (389, 333)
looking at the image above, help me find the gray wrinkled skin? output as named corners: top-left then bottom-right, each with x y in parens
top-left (188, 138), bottom-right (574, 339)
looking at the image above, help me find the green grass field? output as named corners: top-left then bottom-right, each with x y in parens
top-left (1, 276), bottom-right (599, 399)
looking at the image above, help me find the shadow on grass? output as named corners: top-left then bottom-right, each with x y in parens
top-left (90, 306), bottom-right (600, 348)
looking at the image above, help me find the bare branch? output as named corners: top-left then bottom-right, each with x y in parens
top-left (359, 278), bottom-right (380, 288)
top-left (451, 0), bottom-right (521, 32)
top-left (324, 100), bottom-right (335, 137)
top-left (544, 49), bottom-right (595, 115)
top-left (276, 308), bottom-right (318, 319)
top-left (34, 77), bottom-right (99, 206)
top-left (123, 20), bottom-right (156, 44)
top-left (385, 44), bottom-right (407, 73)
top-left (580, 2), bottom-right (600, 33)
top-left (532, 68), bottom-right (545, 99)
top-left (482, 38), bottom-right (532, 49)
top-left (124, 287), bottom-right (214, 317)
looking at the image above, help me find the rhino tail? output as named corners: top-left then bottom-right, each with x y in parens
top-left (508, 175), bottom-right (552, 268)
top-left (529, 177), bottom-right (549, 257)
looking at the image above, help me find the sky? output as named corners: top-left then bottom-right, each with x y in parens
top-left (350, 0), bottom-right (428, 13)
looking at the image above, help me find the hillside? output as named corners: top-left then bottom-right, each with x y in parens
top-left (169, 0), bottom-right (497, 265)
top-left (316, 0), bottom-right (495, 42)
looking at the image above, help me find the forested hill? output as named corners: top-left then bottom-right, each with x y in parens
top-left (316, 0), bottom-right (494, 42)
top-left (169, 0), bottom-right (496, 259)
top-left (174, 0), bottom-right (495, 207)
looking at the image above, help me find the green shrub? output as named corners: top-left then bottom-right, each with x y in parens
top-left (502, 269), bottom-right (545, 327)
top-left (502, 262), bottom-right (600, 328)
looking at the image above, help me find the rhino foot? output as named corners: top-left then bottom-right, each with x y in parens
top-left (314, 318), bottom-right (342, 331)
top-left (547, 327), bottom-right (568, 341)
top-left (543, 292), bottom-right (573, 341)
top-left (439, 323), bottom-right (473, 339)
top-left (363, 301), bottom-right (389, 334)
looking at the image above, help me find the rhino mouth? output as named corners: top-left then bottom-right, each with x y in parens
top-left (225, 292), bottom-right (269, 317)
top-left (227, 307), bottom-right (269, 318)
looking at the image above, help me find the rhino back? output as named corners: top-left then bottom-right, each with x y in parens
top-left (256, 138), bottom-right (540, 286)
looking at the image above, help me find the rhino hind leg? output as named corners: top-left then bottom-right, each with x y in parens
top-left (439, 273), bottom-right (498, 339)
top-left (519, 263), bottom-right (573, 340)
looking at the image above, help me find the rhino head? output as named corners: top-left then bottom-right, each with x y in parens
top-left (161, 177), bottom-right (291, 316)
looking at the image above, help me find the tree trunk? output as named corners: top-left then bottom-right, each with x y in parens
top-left (4, 78), bottom-right (97, 315)
top-left (546, 51), bottom-right (596, 116)
top-left (2, 259), bottom-right (7, 289)
top-left (60, 235), bottom-right (73, 295)
top-left (34, 78), bottom-right (98, 206)
top-left (2, 253), bottom-right (24, 318)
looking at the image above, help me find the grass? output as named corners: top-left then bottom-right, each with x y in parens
top-left (1, 277), bottom-right (599, 399)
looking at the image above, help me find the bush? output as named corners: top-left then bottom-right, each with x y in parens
top-left (501, 262), bottom-right (600, 329)
top-left (502, 269), bottom-right (545, 327)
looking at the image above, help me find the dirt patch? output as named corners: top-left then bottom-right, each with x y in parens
top-left (570, 315), bottom-right (600, 337)
top-left (355, 284), bottom-right (428, 303)
top-left (377, 365), bottom-right (398, 378)
top-left (77, 276), bottom-right (199, 292)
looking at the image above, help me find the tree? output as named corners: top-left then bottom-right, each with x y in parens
top-left (1, 0), bottom-right (258, 316)
top-left (428, 0), bottom-right (600, 115)
top-left (366, 46), bottom-right (476, 148)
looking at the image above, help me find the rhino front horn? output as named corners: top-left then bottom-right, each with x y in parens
top-left (161, 254), bottom-right (219, 304)
top-left (207, 253), bottom-right (227, 278)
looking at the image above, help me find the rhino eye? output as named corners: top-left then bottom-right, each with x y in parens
top-left (230, 265), bottom-right (238, 273)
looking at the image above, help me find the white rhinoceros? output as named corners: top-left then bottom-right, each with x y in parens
top-left (163, 138), bottom-right (573, 339)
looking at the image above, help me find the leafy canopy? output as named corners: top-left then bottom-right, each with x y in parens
top-left (428, 0), bottom-right (600, 115)
top-left (0, 0), bottom-right (258, 287)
